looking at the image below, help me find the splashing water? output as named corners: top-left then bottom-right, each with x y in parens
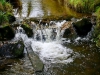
top-left (31, 41), bottom-right (74, 64)
top-left (14, 20), bottom-right (79, 65)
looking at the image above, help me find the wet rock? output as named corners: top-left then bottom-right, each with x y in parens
top-left (0, 25), bottom-right (15, 41)
top-left (61, 21), bottom-right (77, 39)
top-left (0, 41), bottom-right (24, 58)
top-left (12, 41), bottom-right (24, 58)
top-left (27, 47), bottom-right (44, 72)
top-left (21, 24), bottom-right (33, 37)
top-left (7, 14), bottom-right (16, 23)
top-left (73, 18), bottom-right (93, 37)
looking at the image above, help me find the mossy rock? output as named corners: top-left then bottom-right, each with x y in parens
top-left (12, 41), bottom-right (24, 57)
top-left (0, 41), bottom-right (24, 58)
top-left (21, 24), bottom-right (33, 37)
top-left (0, 25), bottom-right (15, 41)
top-left (96, 40), bottom-right (100, 47)
top-left (73, 18), bottom-right (92, 37)
top-left (7, 14), bottom-right (16, 23)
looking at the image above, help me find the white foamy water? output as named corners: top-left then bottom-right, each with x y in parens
top-left (31, 41), bottom-right (74, 64)
top-left (14, 33), bottom-right (75, 64)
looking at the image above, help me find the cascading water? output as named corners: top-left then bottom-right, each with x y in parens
top-left (12, 20), bottom-right (81, 75)
top-left (14, 20), bottom-right (79, 65)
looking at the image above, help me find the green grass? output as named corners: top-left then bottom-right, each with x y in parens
top-left (66, 0), bottom-right (100, 13)
top-left (0, 0), bottom-right (13, 26)
top-left (93, 7), bottom-right (100, 47)
top-left (0, 12), bottom-right (8, 25)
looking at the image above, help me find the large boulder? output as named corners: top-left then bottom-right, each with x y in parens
top-left (0, 25), bottom-right (15, 41)
top-left (0, 41), bottom-right (24, 58)
top-left (73, 18), bottom-right (92, 37)
top-left (61, 21), bottom-right (77, 39)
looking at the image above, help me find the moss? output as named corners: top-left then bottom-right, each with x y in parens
top-left (0, 0), bottom-right (13, 13)
top-left (0, 11), bottom-right (9, 25)
top-left (0, 0), bottom-right (14, 26)
top-left (3, 2), bottom-right (13, 13)
top-left (93, 7), bottom-right (100, 47)
top-left (21, 24), bottom-right (33, 37)
top-left (12, 41), bottom-right (24, 58)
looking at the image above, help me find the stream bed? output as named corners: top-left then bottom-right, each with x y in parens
top-left (1, 38), bottom-right (100, 75)
top-left (0, 0), bottom-right (100, 75)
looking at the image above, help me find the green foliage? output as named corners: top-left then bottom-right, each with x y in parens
top-left (66, 0), bottom-right (100, 13)
top-left (0, 12), bottom-right (8, 25)
top-left (4, 2), bottom-right (13, 13)
top-left (93, 7), bottom-right (100, 47)
top-left (0, 0), bottom-right (6, 5)
top-left (0, 0), bottom-right (13, 12)
top-left (0, 0), bottom-right (13, 26)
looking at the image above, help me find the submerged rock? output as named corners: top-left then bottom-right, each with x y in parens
top-left (26, 46), bottom-right (44, 72)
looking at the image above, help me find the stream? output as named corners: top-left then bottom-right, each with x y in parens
top-left (0, 0), bottom-right (100, 75)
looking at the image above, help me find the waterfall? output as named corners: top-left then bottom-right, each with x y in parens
top-left (13, 20), bottom-right (79, 65)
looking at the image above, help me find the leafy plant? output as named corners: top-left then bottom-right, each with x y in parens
top-left (0, 0), bottom-right (14, 26)
top-left (0, 12), bottom-right (8, 25)
top-left (4, 2), bottom-right (13, 13)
